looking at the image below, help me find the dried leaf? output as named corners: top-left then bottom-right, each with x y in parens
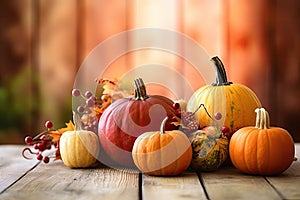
top-left (54, 155), bottom-right (61, 161)
top-left (98, 78), bottom-right (118, 96)
top-left (97, 77), bottom-right (133, 100)
top-left (171, 115), bottom-right (182, 127)
top-left (48, 120), bottom-right (75, 142)
top-left (48, 130), bottom-right (61, 142)
top-left (58, 120), bottom-right (75, 134)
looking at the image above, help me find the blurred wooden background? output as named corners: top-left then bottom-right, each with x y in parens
top-left (0, 0), bottom-right (299, 143)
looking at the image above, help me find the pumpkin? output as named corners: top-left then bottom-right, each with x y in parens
top-left (229, 108), bottom-right (295, 175)
top-left (189, 126), bottom-right (228, 171)
top-left (187, 56), bottom-right (262, 132)
top-left (60, 130), bottom-right (100, 168)
top-left (132, 117), bottom-right (192, 176)
top-left (98, 78), bottom-right (177, 167)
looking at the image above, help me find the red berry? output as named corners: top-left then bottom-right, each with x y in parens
top-left (45, 120), bottom-right (53, 129)
top-left (37, 143), bottom-right (46, 151)
top-left (37, 154), bottom-right (43, 160)
top-left (24, 136), bottom-right (33, 144)
top-left (221, 126), bottom-right (230, 134)
top-left (33, 144), bottom-right (39, 149)
top-left (173, 102), bottom-right (180, 110)
top-left (72, 89), bottom-right (80, 97)
top-left (40, 135), bottom-right (46, 140)
top-left (214, 112), bottom-right (222, 120)
top-left (86, 98), bottom-right (95, 107)
top-left (85, 91), bottom-right (93, 98)
top-left (90, 96), bottom-right (96, 101)
top-left (43, 156), bottom-right (50, 163)
top-left (77, 106), bottom-right (85, 113)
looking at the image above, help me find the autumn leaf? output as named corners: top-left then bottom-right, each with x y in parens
top-left (58, 120), bottom-right (75, 133)
top-left (48, 120), bottom-right (75, 142)
top-left (171, 115), bottom-right (182, 127)
top-left (97, 78), bottom-right (118, 96)
top-left (93, 97), bottom-right (112, 120)
top-left (97, 77), bottom-right (133, 100)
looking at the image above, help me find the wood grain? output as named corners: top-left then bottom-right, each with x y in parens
top-left (0, 145), bottom-right (39, 193)
top-left (142, 171), bottom-right (207, 200)
top-left (1, 160), bottom-right (139, 200)
top-left (201, 167), bottom-right (281, 200)
top-left (0, 144), bottom-right (299, 200)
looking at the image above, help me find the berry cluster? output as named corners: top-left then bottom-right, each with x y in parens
top-left (173, 101), bottom-right (241, 140)
top-left (72, 89), bottom-right (96, 113)
top-left (180, 111), bottom-right (200, 134)
top-left (72, 88), bottom-right (111, 133)
top-left (22, 121), bottom-right (59, 163)
top-left (172, 102), bottom-right (224, 135)
top-left (22, 79), bottom-right (117, 164)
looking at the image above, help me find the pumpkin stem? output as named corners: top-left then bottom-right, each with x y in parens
top-left (255, 108), bottom-right (261, 128)
top-left (134, 78), bottom-right (149, 100)
top-left (255, 108), bottom-right (270, 129)
top-left (211, 56), bottom-right (232, 86)
top-left (261, 108), bottom-right (270, 129)
top-left (160, 116), bottom-right (168, 134)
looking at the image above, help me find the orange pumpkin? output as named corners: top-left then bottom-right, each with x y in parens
top-left (132, 117), bottom-right (192, 176)
top-left (229, 108), bottom-right (295, 175)
top-left (98, 78), bottom-right (177, 167)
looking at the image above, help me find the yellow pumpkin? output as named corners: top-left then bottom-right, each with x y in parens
top-left (132, 117), bottom-right (192, 176)
top-left (60, 130), bottom-right (100, 168)
top-left (187, 56), bottom-right (261, 132)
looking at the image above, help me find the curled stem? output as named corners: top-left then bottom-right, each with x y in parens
top-left (22, 147), bottom-right (38, 160)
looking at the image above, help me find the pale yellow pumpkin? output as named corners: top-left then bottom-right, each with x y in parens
top-left (60, 130), bottom-right (100, 168)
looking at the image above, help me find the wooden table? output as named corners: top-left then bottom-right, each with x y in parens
top-left (0, 144), bottom-right (299, 200)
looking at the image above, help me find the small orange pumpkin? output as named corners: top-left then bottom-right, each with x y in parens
top-left (229, 108), bottom-right (295, 175)
top-left (132, 117), bottom-right (192, 176)
top-left (99, 78), bottom-right (177, 167)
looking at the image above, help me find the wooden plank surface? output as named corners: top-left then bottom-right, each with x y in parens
top-left (201, 144), bottom-right (300, 200)
top-left (142, 172), bottom-right (207, 200)
top-left (0, 145), bottom-right (39, 193)
top-left (201, 167), bottom-right (281, 200)
top-left (0, 144), bottom-right (299, 200)
top-left (0, 160), bottom-right (139, 200)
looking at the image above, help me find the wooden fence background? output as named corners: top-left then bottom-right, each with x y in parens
top-left (0, 0), bottom-right (299, 143)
